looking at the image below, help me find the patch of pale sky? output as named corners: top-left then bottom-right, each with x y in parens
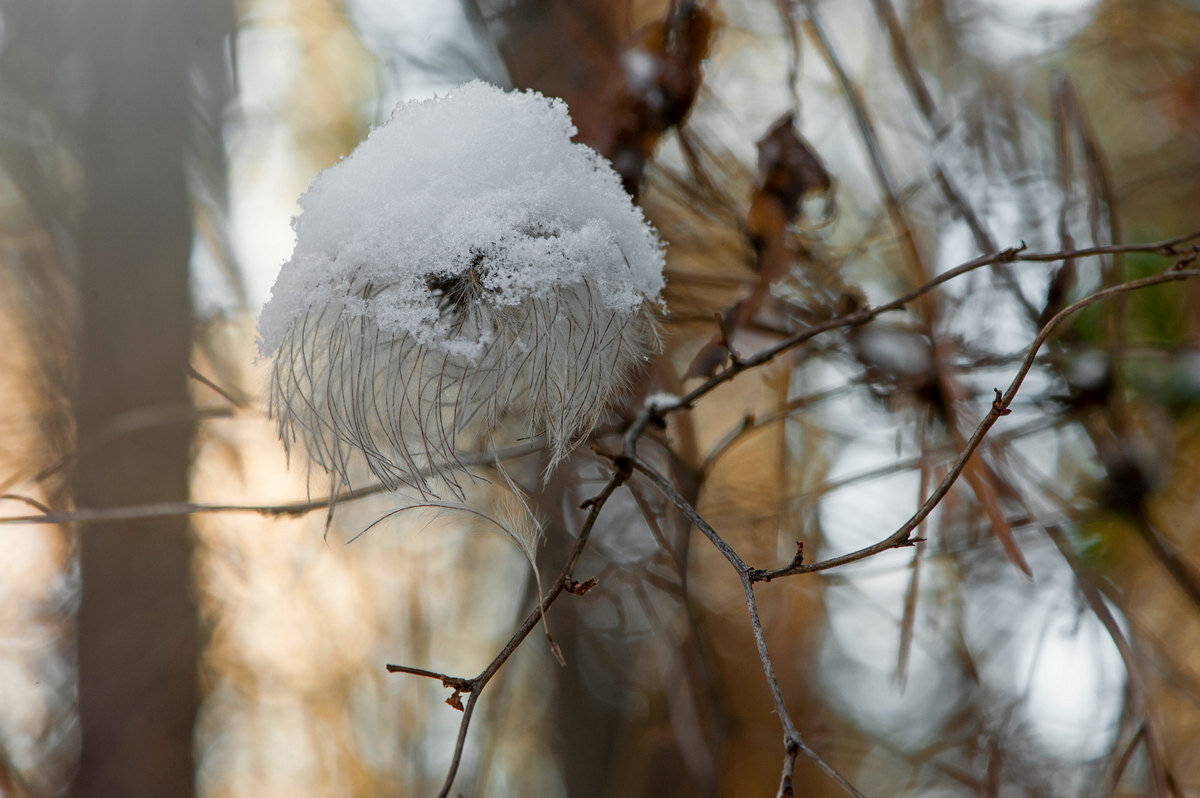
top-left (823, 563), bottom-right (943, 667)
top-left (960, 539), bottom-right (1124, 754)
top-left (817, 439), bottom-right (926, 555)
top-left (817, 627), bottom-right (962, 748)
top-left (958, 0), bottom-right (1100, 63)
top-left (231, 23), bottom-right (300, 114)
top-left (348, 0), bottom-right (509, 104)
top-left (1019, 601), bottom-right (1125, 759)
top-left (229, 127), bottom-right (307, 311)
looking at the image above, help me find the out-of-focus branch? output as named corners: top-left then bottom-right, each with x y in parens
top-left (1046, 526), bottom-right (1184, 798)
top-left (867, 0), bottom-right (997, 252)
top-left (800, 0), bottom-right (928, 296)
top-left (0, 440), bottom-right (546, 526)
top-left (863, 0), bottom-right (1050, 327)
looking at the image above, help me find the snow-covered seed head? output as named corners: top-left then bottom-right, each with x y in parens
top-left (258, 81), bottom-right (665, 494)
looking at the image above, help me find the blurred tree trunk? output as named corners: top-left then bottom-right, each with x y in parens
top-left (64, 2), bottom-right (230, 795)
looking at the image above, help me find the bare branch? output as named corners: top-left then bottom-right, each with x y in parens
top-left (754, 265), bottom-right (1200, 580)
top-left (623, 454), bottom-right (864, 797)
top-left (0, 439), bottom-right (546, 526)
top-left (408, 467), bottom-right (630, 798)
top-left (382, 664), bottom-right (473, 693)
top-left (651, 235), bottom-right (1200, 419)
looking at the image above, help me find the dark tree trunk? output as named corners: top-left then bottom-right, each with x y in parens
top-left (64, 2), bottom-right (230, 795)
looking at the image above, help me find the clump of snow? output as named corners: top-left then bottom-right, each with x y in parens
top-left (259, 80), bottom-right (663, 360)
top-left (644, 392), bottom-right (681, 412)
top-left (260, 81), bottom-right (665, 493)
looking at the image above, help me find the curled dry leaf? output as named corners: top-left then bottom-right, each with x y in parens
top-left (688, 113), bottom-right (831, 377)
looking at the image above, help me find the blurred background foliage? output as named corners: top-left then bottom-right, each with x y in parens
top-left (1, 0), bottom-right (1199, 796)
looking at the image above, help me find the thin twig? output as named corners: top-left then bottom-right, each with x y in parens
top-left (423, 468), bottom-right (629, 798)
top-left (651, 235), bottom-right (1200, 418)
top-left (625, 455), bottom-right (865, 798)
top-left (775, 0), bottom-right (802, 115)
top-left (0, 439), bottom-right (547, 526)
top-left (0, 493), bottom-right (52, 514)
top-left (382, 664), bottom-right (473, 692)
top-left (751, 265), bottom-right (1200, 579)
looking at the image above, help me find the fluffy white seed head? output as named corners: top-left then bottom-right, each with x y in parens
top-left (258, 81), bottom-right (665, 494)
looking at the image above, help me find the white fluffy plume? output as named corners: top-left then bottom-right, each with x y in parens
top-left (258, 81), bottom-right (665, 496)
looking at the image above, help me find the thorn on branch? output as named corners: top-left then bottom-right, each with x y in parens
top-left (992, 388), bottom-right (1011, 416)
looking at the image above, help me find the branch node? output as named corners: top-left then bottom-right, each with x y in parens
top-left (790, 540), bottom-right (804, 567)
top-left (996, 242), bottom-right (1026, 262)
top-left (565, 576), bottom-right (598, 596)
top-left (385, 664), bottom-right (474, 693)
top-left (991, 388), bottom-right (1011, 416)
top-left (751, 541), bottom-right (804, 582)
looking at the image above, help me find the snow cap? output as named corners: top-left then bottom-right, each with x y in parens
top-left (258, 80), bottom-right (665, 360)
